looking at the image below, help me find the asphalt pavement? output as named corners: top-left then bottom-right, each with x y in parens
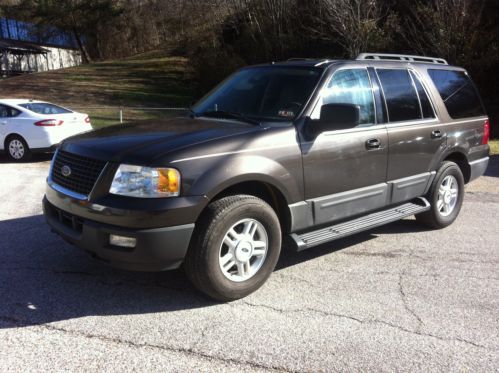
top-left (0, 153), bottom-right (498, 372)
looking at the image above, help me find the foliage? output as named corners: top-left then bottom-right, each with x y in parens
top-left (0, 0), bottom-right (498, 136)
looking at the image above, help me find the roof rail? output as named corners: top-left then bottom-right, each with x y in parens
top-left (356, 53), bottom-right (448, 65)
top-left (286, 58), bottom-right (332, 66)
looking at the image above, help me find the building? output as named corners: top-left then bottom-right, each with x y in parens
top-left (0, 18), bottom-right (82, 77)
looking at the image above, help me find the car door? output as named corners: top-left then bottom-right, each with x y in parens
top-left (0, 104), bottom-right (11, 150)
top-left (301, 67), bottom-right (389, 225)
top-left (374, 67), bottom-right (446, 204)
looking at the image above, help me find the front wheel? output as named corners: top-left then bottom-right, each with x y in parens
top-left (185, 195), bottom-right (282, 301)
top-left (416, 161), bottom-right (464, 229)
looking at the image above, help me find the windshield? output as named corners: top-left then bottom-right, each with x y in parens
top-left (19, 102), bottom-right (73, 115)
top-left (193, 66), bottom-right (322, 122)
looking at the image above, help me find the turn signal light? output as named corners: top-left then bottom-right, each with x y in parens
top-left (158, 168), bottom-right (180, 194)
top-left (84, 116), bottom-right (91, 123)
top-left (34, 119), bottom-right (64, 127)
top-left (482, 119), bottom-right (490, 145)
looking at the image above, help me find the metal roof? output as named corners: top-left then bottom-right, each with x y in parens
top-left (0, 38), bottom-right (50, 54)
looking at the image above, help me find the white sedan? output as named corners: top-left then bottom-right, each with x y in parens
top-left (0, 99), bottom-right (93, 161)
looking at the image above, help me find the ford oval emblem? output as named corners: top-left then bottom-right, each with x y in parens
top-left (61, 165), bottom-right (72, 177)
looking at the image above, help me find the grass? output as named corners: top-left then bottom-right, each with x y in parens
top-left (0, 50), bottom-right (196, 129)
top-left (490, 139), bottom-right (499, 155)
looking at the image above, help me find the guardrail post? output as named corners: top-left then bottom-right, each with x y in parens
top-left (119, 108), bottom-right (123, 123)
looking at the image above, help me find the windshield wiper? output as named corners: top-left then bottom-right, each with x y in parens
top-left (196, 110), bottom-right (261, 126)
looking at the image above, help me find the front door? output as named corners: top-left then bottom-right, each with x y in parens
top-left (301, 67), bottom-right (389, 225)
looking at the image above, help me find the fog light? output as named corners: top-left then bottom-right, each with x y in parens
top-left (109, 234), bottom-right (137, 248)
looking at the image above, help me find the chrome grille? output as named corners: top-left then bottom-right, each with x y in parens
top-left (51, 151), bottom-right (107, 196)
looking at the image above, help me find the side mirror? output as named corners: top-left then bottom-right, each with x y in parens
top-left (307, 103), bottom-right (360, 137)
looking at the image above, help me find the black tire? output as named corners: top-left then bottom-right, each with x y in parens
top-left (416, 161), bottom-right (465, 229)
top-left (6, 135), bottom-right (32, 162)
top-left (185, 195), bottom-right (282, 301)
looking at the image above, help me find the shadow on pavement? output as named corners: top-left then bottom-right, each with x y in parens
top-left (485, 154), bottom-right (499, 177)
top-left (0, 153), bottom-right (53, 164)
top-left (0, 213), bottom-right (429, 329)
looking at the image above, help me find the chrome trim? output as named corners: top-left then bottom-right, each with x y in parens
top-left (47, 178), bottom-right (88, 201)
top-left (469, 156), bottom-right (489, 166)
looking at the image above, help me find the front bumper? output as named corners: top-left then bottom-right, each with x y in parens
top-left (44, 197), bottom-right (194, 271)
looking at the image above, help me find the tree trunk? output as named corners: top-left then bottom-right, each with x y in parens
top-left (73, 28), bottom-right (92, 64)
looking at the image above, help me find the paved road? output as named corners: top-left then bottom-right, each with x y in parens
top-left (0, 154), bottom-right (498, 372)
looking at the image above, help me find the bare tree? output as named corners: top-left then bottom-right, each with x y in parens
top-left (305, 0), bottom-right (392, 58)
top-left (404, 0), bottom-right (486, 64)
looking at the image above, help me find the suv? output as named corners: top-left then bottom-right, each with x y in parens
top-left (43, 53), bottom-right (490, 301)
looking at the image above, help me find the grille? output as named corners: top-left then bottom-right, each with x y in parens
top-left (51, 150), bottom-right (107, 196)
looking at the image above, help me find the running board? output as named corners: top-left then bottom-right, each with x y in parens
top-left (289, 197), bottom-right (430, 251)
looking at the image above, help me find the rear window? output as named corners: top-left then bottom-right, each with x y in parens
top-left (428, 69), bottom-right (485, 119)
top-left (19, 102), bottom-right (72, 115)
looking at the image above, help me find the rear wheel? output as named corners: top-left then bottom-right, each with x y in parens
top-left (6, 135), bottom-right (31, 162)
top-left (416, 161), bottom-right (464, 229)
top-left (185, 195), bottom-right (281, 301)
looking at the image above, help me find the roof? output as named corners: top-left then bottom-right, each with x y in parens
top-left (0, 99), bottom-right (45, 105)
top-left (0, 38), bottom-right (50, 54)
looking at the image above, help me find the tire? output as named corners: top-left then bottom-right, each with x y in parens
top-left (185, 195), bottom-right (282, 301)
top-left (6, 135), bottom-right (32, 162)
top-left (416, 161), bottom-right (465, 229)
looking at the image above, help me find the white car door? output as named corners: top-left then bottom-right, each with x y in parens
top-left (0, 104), bottom-right (11, 150)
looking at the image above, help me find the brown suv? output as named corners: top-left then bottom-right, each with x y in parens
top-left (43, 53), bottom-right (491, 300)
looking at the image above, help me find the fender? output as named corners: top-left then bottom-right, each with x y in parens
top-left (187, 153), bottom-right (301, 204)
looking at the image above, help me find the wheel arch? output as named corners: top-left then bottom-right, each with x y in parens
top-left (206, 179), bottom-right (292, 234)
top-left (443, 151), bottom-right (471, 183)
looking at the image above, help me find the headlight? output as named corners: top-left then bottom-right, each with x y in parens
top-left (109, 164), bottom-right (180, 198)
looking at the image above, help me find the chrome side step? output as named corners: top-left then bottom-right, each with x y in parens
top-left (289, 197), bottom-right (430, 251)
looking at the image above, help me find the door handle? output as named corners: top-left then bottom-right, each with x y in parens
top-left (0, 121), bottom-right (6, 125)
top-left (366, 138), bottom-right (381, 149)
top-left (431, 130), bottom-right (443, 139)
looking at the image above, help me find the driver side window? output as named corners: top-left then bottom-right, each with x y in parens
top-left (312, 69), bottom-right (375, 126)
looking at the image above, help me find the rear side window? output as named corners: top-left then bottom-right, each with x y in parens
top-left (19, 102), bottom-right (72, 115)
top-left (410, 71), bottom-right (435, 119)
top-left (377, 69), bottom-right (421, 122)
top-left (428, 69), bottom-right (485, 119)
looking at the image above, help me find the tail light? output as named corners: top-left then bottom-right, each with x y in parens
top-left (34, 119), bottom-right (64, 127)
top-left (84, 116), bottom-right (90, 123)
top-left (482, 119), bottom-right (490, 145)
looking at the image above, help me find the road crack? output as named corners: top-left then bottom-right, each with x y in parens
top-left (0, 315), bottom-right (292, 372)
top-left (398, 272), bottom-right (424, 331)
top-left (238, 301), bottom-right (492, 351)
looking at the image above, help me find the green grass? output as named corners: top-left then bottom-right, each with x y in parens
top-left (490, 139), bottom-right (499, 155)
top-left (0, 50), bottom-right (196, 128)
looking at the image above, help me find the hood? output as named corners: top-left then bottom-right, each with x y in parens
top-left (61, 116), bottom-right (259, 164)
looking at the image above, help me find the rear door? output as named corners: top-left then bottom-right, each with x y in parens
top-left (301, 66), bottom-right (389, 225)
top-left (374, 67), bottom-right (445, 204)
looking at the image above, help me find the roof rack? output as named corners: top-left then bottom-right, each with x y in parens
top-left (356, 53), bottom-right (448, 65)
top-left (286, 58), bottom-right (332, 67)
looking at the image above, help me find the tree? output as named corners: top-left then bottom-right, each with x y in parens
top-left (1, 0), bottom-right (122, 63)
top-left (304, 0), bottom-right (395, 58)
top-left (402, 0), bottom-right (487, 65)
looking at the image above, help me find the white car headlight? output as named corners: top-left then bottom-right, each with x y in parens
top-left (109, 164), bottom-right (180, 198)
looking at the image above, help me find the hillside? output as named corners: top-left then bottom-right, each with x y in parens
top-left (0, 51), bottom-right (196, 128)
